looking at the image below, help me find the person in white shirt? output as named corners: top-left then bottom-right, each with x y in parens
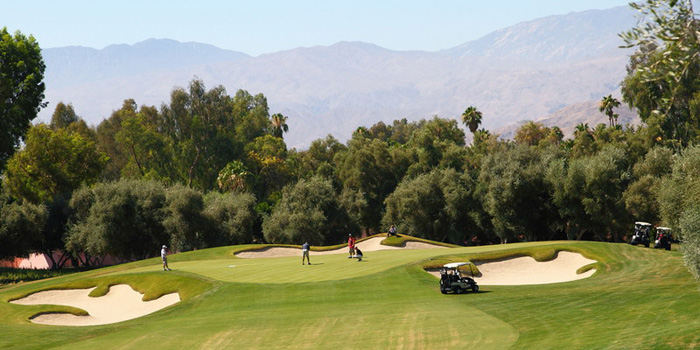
top-left (161, 245), bottom-right (171, 271)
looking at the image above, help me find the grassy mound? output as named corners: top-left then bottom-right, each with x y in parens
top-left (1, 239), bottom-right (698, 349)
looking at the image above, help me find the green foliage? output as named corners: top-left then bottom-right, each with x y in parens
top-left (336, 137), bottom-right (402, 232)
top-left (263, 177), bottom-right (356, 245)
top-left (598, 94), bottom-right (621, 127)
top-left (66, 180), bottom-right (168, 262)
top-left (269, 113), bottom-right (289, 138)
top-left (478, 144), bottom-right (562, 243)
top-left (0, 267), bottom-right (79, 285)
top-left (659, 145), bottom-right (700, 239)
top-left (461, 105), bottom-right (483, 133)
top-left (49, 102), bottom-right (79, 130)
top-left (0, 195), bottom-right (47, 260)
top-left (406, 116), bottom-right (466, 175)
top-left (164, 184), bottom-right (207, 252)
top-left (680, 205), bottom-right (700, 279)
top-left (623, 146), bottom-right (673, 222)
top-left (383, 168), bottom-right (477, 244)
top-left (203, 191), bottom-right (259, 245)
top-left (621, 0), bottom-right (700, 146)
top-left (3, 124), bottom-right (108, 204)
top-left (0, 28), bottom-right (46, 169)
top-left (216, 160), bottom-right (251, 192)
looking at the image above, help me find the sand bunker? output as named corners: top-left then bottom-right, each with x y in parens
top-left (427, 251), bottom-right (597, 285)
top-left (11, 284), bottom-right (180, 326)
top-left (236, 237), bottom-right (445, 258)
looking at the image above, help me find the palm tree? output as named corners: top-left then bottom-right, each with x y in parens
top-left (574, 123), bottom-right (590, 137)
top-left (599, 95), bottom-right (621, 127)
top-left (461, 106), bottom-right (483, 133)
top-left (270, 113), bottom-right (289, 138)
top-left (217, 160), bottom-right (250, 192)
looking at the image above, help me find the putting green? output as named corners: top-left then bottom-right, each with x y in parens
top-left (122, 247), bottom-right (455, 283)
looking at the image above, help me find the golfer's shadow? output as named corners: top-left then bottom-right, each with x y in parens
top-left (307, 263), bottom-right (325, 265)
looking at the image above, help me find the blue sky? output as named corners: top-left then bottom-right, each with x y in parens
top-left (4, 0), bottom-right (631, 56)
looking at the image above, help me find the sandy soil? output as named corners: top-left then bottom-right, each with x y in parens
top-left (235, 237), bottom-right (446, 258)
top-left (11, 284), bottom-right (180, 326)
top-left (426, 251), bottom-right (597, 285)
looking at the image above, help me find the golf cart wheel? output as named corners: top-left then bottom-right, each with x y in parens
top-left (453, 286), bottom-right (462, 294)
top-left (472, 285), bottom-right (479, 293)
top-left (440, 288), bottom-right (447, 294)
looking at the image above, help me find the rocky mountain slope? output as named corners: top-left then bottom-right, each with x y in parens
top-left (40, 6), bottom-right (639, 148)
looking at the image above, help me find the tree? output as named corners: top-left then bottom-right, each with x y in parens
top-left (407, 117), bottom-right (466, 175)
top-left (163, 184), bottom-right (208, 252)
top-left (4, 124), bottom-right (108, 203)
top-left (160, 79), bottom-right (238, 190)
top-left (658, 145), bottom-right (700, 239)
top-left (514, 121), bottom-right (549, 146)
top-left (217, 160), bottom-right (251, 192)
top-left (263, 177), bottom-right (356, 245)
top-left (478, 144), bottom-right (562, 243)
top-left (623, 146), bottom-right (673, 223)
top-left (0, 194), bottom-right (48, 260)
top-left (269, 113), bottom-right (289, 139)
top-left (461, 106), bottom-right (483, 134)
top-left (0, 28), bottom-right (47, 169)
top-left (599, 95), bottom-right (621, 127)
top-left (620, 0), bottom-right (700, 146)
top-left (553, 146), bottom-right (632, 242)
top-left (203, 191), bottom-right (259, 245)
top-left (50, 102), bottom-right (79, 130)
top-left (336, 138), bottom-right (401, 233)
top-left (383, 168), bottom-right (479, 244)
top-left (66, 180), bottom-right (169, 264)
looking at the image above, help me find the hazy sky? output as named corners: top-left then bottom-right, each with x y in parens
top-left (4, 0), bottom-right (631, 56)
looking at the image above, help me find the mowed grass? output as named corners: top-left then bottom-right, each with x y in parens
top-left (0, 240), bottom-right (699, 349)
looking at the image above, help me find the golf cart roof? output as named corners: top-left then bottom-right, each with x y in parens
top-left (444, 262), bottom-right (469, 269)
top-left (635, 222), bottom-right (652, 226)
top-left (657, 227), bottom-right (671, 231)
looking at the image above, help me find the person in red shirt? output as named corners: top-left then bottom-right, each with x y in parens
top-left (348, 234), bottom-right (356, 258)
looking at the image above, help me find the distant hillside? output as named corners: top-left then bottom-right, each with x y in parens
top-left (39, 6), bottom-right (639, 149)
top-left (496, 100), bottom-right (641, 140)
top-left (446, 6), bottom-right (635, 62)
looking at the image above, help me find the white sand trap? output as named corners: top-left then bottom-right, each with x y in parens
top-left (10, 284), bottom-right (180, 326)
top-left (235, 237), bottom-right (445, 258)
top-left (427, 251), bottom-right (597, 286)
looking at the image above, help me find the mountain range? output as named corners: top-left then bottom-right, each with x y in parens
top-left (40, 5), bottom-right (640, 149)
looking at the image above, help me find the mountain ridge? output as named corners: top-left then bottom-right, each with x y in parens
top-left (40, 6), bottom-right (639, 149)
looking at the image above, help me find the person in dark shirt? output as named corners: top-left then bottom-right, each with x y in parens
top-left (302, 241), bottom-right (311, 265)
top-left (354, 247), bottom-right (363, 262)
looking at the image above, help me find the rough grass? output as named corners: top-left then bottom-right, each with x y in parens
top-left (0, 240), bottom-right (699, 349)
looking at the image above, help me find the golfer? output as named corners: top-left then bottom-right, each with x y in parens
top-left (354, 247), bottom-right (363, 262)
top-left (348, 234), bottom-right (356, 258)
top-left (388, 225), bottom-right (397, 237)
top-left (161, 245), bottom-right (171, 271)
top-left (302, 241), bottom-right (311, 265)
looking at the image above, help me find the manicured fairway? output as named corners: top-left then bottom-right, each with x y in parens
top-left (1, 240), bottom-right (699, 349)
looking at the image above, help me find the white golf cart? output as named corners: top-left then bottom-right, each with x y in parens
top-left (439, 262), bottom-right (479, 294)
top-left (629, 221), bottom-right (652, 247)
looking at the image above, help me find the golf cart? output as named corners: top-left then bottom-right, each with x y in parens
top-left (439, 262), bottom-right (479, 294)
top-left (629, 222), bottom-right (652, 247)
top-left (654, 227), bottom-right (672, 250)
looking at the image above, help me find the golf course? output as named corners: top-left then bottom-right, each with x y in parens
top-left (1, 235), bottom-right (700, 350)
